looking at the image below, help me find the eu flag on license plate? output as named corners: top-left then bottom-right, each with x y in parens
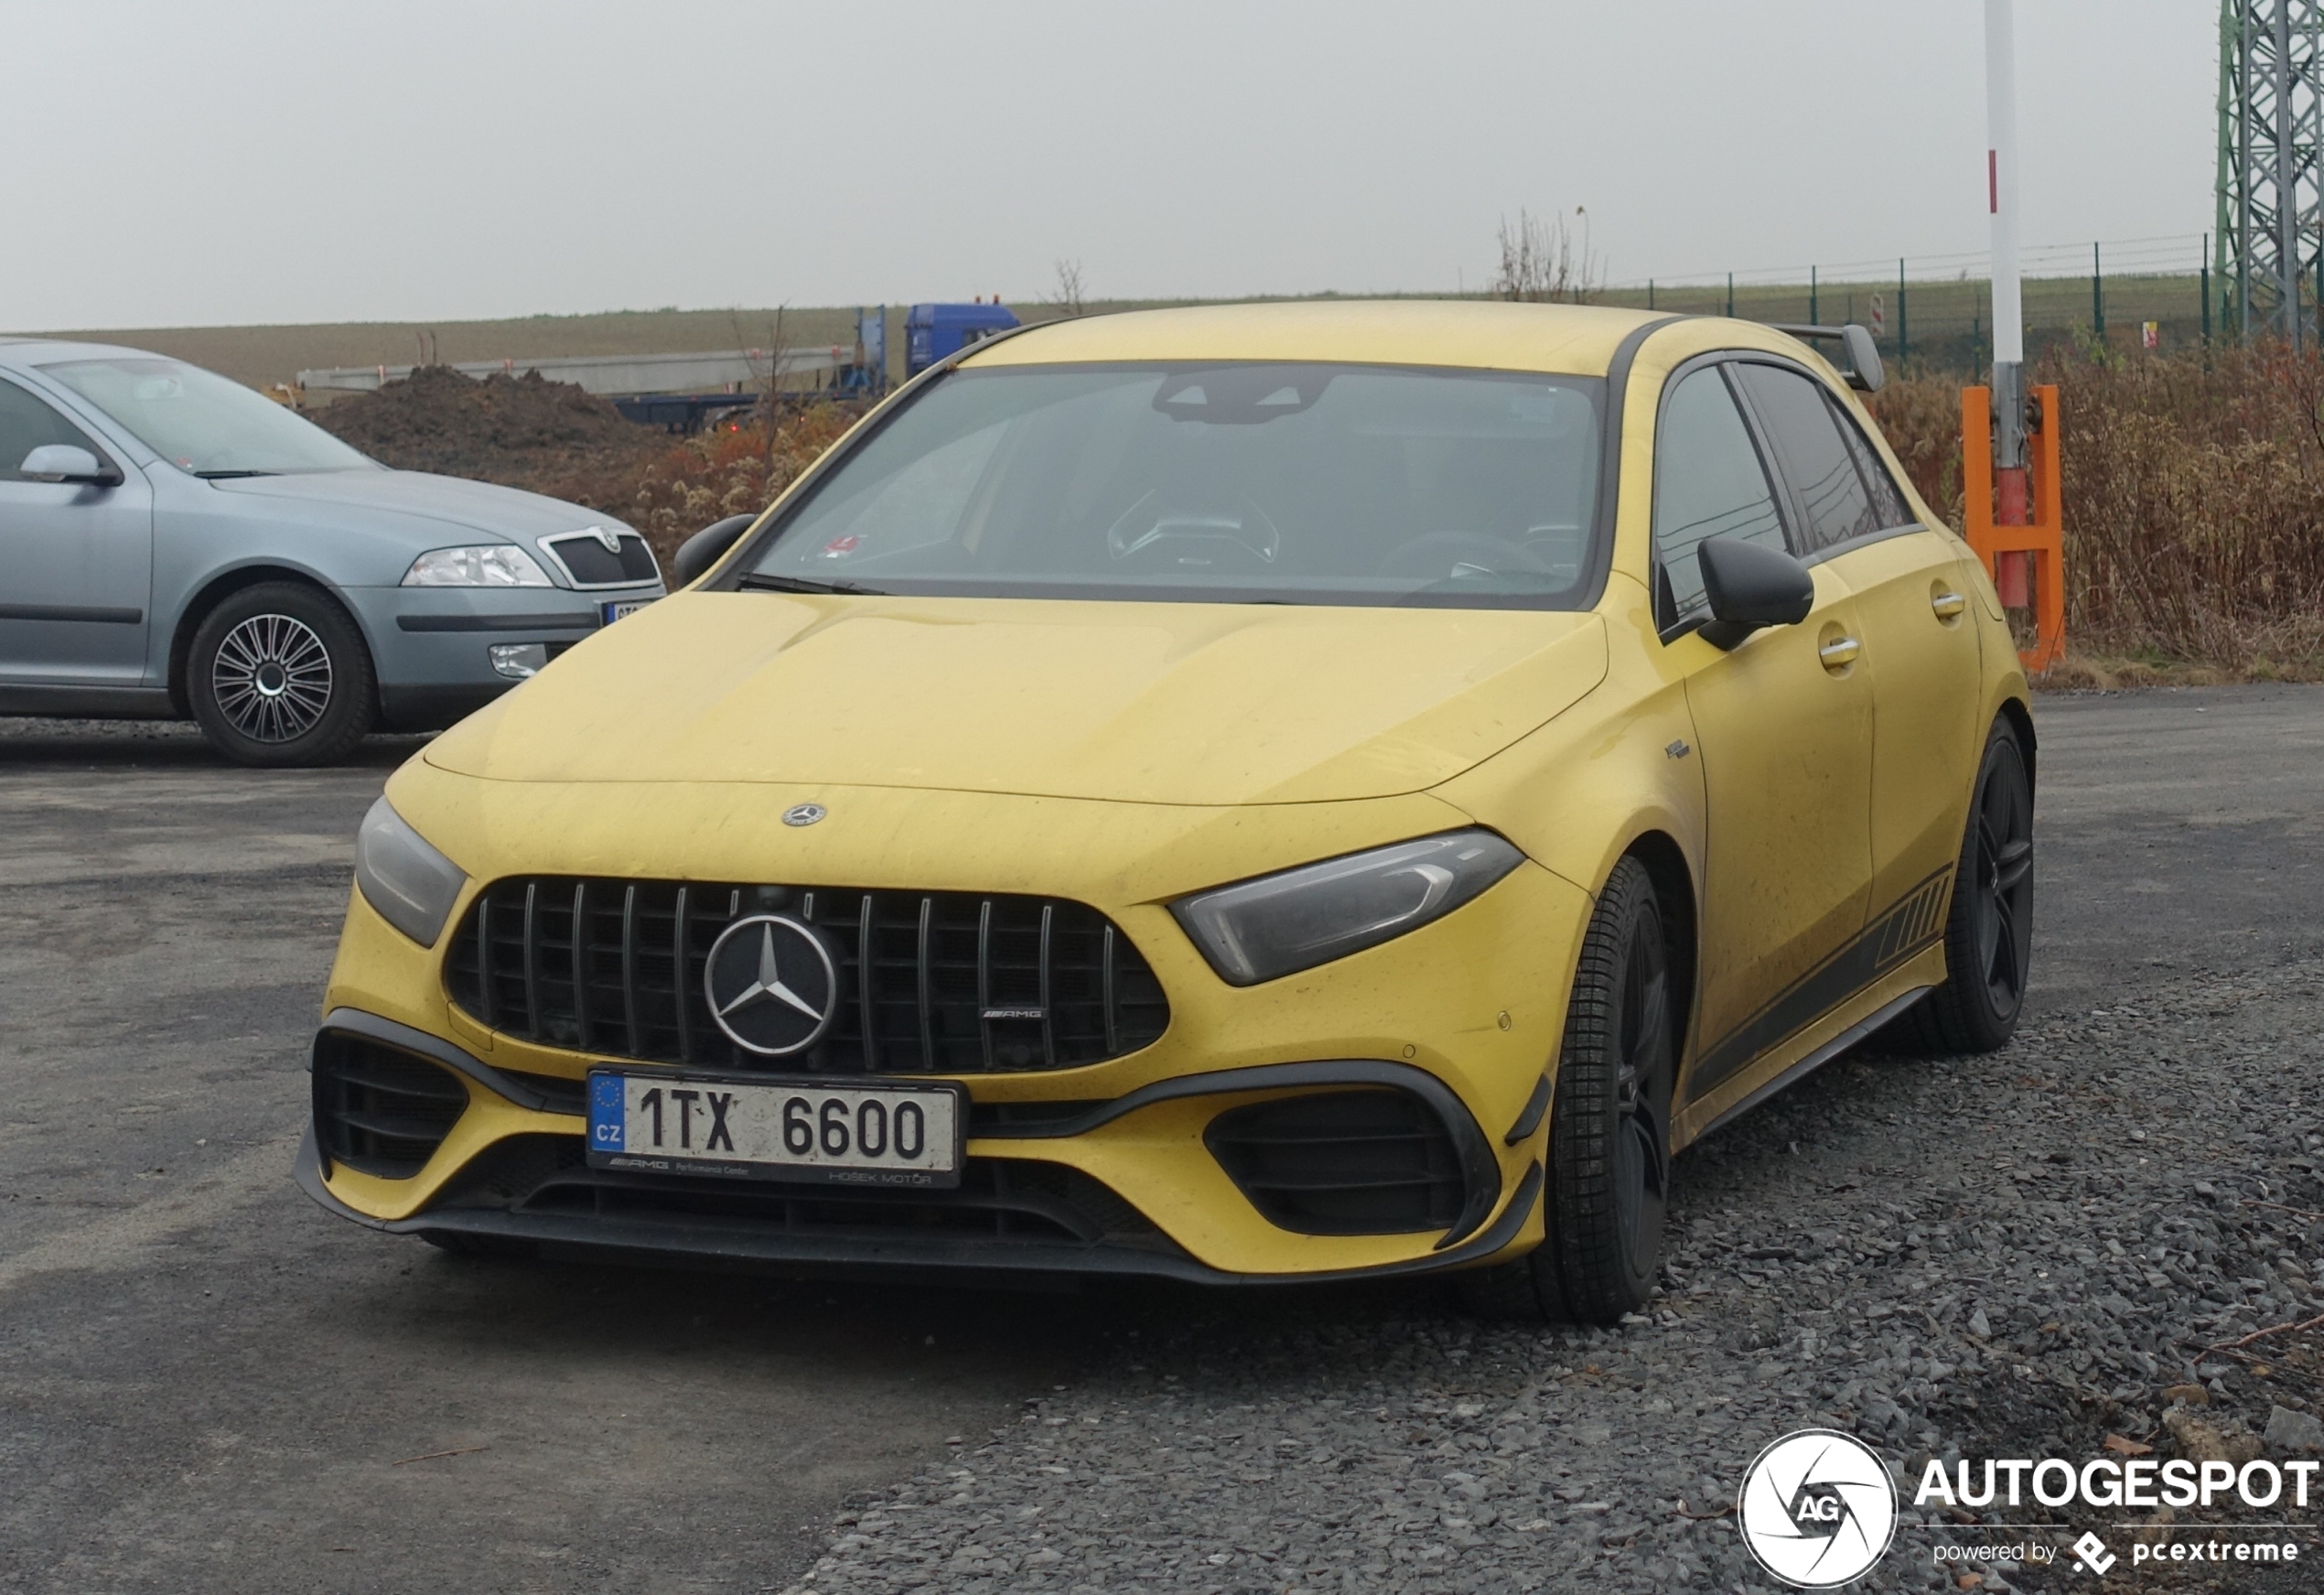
top-left (588, 1072), bottom-right (626, 1151)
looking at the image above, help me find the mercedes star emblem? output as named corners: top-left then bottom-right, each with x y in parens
top-left (702, 913), bottom-right (839, 1055)
top-left (782, 803), bottom-right (826, 827)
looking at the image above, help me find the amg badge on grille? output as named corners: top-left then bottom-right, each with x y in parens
top-left (703, 914), bottom-right (839, 1055)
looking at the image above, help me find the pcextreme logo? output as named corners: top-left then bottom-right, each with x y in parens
top-left (1738, 1429), bottom-right (1899, 1589)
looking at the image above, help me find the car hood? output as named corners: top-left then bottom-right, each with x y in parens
top-left (424, 593), bottom-right (1608, 806)
top-left (204, 468), bottom-right (619, 542)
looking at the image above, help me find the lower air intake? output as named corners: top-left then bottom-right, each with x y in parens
top-left (313, 1032), bottom-right (469, 1180)
top-left (1204, 1089), bottom-right (1466, 1235)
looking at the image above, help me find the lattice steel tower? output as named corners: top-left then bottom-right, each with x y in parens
top-left (2217, 0), bottom-right (2324, 344)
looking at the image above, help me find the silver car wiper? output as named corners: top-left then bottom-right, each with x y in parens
top-left (737, 572), bottom-right (886, 596)
top-left (192, 469), bottom-right (281, 480)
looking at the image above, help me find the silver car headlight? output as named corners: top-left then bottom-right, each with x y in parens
top-left (401, 544), bottom-right (553, 587)
top-left (1170, 829), bottom-right (1524, 986)
top-left (355, 797), bottom-right (468, 946)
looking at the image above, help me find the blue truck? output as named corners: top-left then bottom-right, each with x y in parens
top-left (905, 302), bottom-right (1022, 377)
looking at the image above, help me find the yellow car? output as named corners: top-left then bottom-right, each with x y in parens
top-left (302, 301), bottom-right (2032, 1322)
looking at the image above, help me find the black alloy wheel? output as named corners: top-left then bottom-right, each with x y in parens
top-left (1458, 856), bottom-right (1677, 1323)
top-left (1896, 717), bottom-right (2035, 1055)
top-left (187, 582), bottom-right (377, 768)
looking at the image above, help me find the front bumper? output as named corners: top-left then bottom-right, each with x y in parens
top-left (301, 1007), bottom-right (1548, 1284)
top-left (311, 772), bottom-right (1591, 1280)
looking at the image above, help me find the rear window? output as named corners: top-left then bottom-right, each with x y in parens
top-left (734, 362), bottom-right (1606, 609)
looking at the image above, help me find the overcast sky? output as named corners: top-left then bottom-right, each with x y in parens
top-left (4, 0), bottom-right (2211, 330)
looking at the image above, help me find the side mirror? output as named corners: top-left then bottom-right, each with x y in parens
top-left (1838, 324), bottom-right (1885, 393)
top-left (1696, 537), bottom-right (1814, 651)
top-left (672, 512), bottom-right (759, 586)
top-left (21, 444), bottom-right (122, 486)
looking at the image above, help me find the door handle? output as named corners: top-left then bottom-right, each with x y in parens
top-left (1818, 635), bottom-right (1862, 671)
top-left (1931, 589), bottom-right (1967, 620)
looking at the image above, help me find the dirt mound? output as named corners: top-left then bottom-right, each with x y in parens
top-left (307, 365), bottom-right (663, 517)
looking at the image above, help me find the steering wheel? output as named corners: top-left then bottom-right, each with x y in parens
top-left (1375, 532), bottom-right (1551, 581)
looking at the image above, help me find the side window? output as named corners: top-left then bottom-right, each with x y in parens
top-left (1651, 365), bottom-right (1786, 629)
top-left (1729, 361), bottom-right (1881, 554)
top-left (1833, 400), bottom-right (1918, 532)
top-left (0, 378), bottom-right (102, 483)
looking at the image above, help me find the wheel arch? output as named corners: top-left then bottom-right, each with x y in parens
top-left (1616, 829), bottom-right (1697, 1071)
top-left (1996, 694), bottom-right (2037, 794)
top-left (168, 566), bottom-right (373, 716)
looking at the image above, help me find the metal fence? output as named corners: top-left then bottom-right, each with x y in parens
top-left (1593, 233), bottom-right (2213, 373)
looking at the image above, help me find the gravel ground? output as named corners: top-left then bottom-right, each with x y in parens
top-left (770, 963), bottom-right (2324, 1594)
top-left (771, 689), bottom-right (2324, 1595)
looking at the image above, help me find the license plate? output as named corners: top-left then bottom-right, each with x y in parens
top-left (600, 598), bottom-right (654, 625)
top-left (586, 1071), bottom-right (963, 1188)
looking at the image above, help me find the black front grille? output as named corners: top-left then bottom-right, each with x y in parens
top-left (545, 532), bottom-right (661, 586)
top-left (443, 878), bottom-right (1169, 1074)
top-left (314, 1032), bottom-right (470, 1179)
top-left (435, 1133), bottom-right (1165, 1247)
top-left (1204, 1089), bottom-right (1466, 1235)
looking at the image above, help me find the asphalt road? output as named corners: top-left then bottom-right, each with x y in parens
top-left (0, 723), bottom-right (1092, 1595)
top-left (3, 684), bottom-right (2320, 1594)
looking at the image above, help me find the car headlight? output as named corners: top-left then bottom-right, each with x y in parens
top-left (401, 544), bottom-right (552, 587)
top-left (355, 797), bottom-right (468, 946)
top-left (1170, 829), bottom-right (1524, 986)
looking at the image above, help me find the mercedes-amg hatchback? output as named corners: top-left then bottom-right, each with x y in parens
top-left (302, 301), bottom-right (2032, 1321)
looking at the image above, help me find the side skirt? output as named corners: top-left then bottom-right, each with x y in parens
top-left (1678, 866), bottom-right (1952, 1108)
top-left (1684, 984), bottom-right (1932, 1145)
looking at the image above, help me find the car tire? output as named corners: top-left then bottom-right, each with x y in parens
top-left (187, 582), bottom-right (377, 768)
top-left (1456, 856), bottom-right (1676, 1324)
top-left (1889, 717), bottom-right (2035, 1056)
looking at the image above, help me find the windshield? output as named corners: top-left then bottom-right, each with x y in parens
top-left (38, 357), bottom-right (374, 477)
top-left (737, 362), bottom-right (1604, 608)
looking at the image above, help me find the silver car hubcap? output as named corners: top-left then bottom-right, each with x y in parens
top-left (211, 614), bottom-right (333, 742)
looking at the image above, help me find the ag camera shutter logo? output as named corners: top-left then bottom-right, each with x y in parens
top-left (1738, 1429), bottom-right (1899, 1588)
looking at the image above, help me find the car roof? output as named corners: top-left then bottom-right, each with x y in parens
top-left (0, 337), bottom-right (164, 370)
top-left (961, 299), bottom-right (1671, 379)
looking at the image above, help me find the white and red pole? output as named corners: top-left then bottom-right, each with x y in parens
top-left (1985, 0), bottom-right (2032, 592)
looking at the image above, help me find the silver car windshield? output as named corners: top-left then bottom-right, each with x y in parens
top-left (737, 362), bottom-right (1604, 609)
top-left (38, 357), bottom-right (373, 478)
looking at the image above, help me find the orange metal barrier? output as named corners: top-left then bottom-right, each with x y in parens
top-left (1960, 382), bottom-right (2064, 673)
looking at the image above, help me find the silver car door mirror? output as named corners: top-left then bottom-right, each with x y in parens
top-left (20, 444), bottom-right (123, 486)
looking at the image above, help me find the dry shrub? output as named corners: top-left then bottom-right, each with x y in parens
top-left (626, 404), bottom-right (860, 569)
top-left (1862, 377), bottom-right (1966, 529)
top-left (1863, 344), bottom-right (2324, 674)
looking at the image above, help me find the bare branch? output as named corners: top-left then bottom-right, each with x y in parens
top-left (1046, 259), bottom-right (1088, 318)
top-left (1491, 207), bottom-right (1604, 305)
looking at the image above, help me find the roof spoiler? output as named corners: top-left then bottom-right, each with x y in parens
top-left (1770, 323), bottom-right (1886, 393)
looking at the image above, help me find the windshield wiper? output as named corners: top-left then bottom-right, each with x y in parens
top-left (737, 572), bottom-right (887, 596)
top-left (192, 469), bottom-right (280, 480)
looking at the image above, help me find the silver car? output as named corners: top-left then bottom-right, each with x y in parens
top-left (0, 339), bottom-right (664, 765)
